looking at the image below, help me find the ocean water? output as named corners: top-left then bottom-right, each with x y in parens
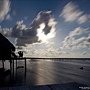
top-left (0, 59), bottom-right (90, 86)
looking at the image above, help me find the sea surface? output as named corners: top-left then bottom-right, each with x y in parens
top-left (0, 59), bottom-right (90, 86)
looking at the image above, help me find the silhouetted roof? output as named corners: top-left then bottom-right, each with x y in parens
top-left (0, 33), bottom-right (15, 59)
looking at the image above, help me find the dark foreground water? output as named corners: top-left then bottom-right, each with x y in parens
top-left (0, 59), bottom-right (90, 86)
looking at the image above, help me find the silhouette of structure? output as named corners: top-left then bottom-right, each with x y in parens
top-left (0, 33), bottom-right (15, 60)
top-left (0, 33), bottom-right (26, 77)
top-left (0, 33), bottom-right (16, 70)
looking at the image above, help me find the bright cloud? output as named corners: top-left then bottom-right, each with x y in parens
top-left (61, 27), bottom-right (90, 49)
top-left (37, 18), bottom-right (57, 43)
top-left (78, 15), bottom-right (88, 24)
top-left (20, 42), bottom-right (69, 58)
top-left (0, 0), bottom-right (10, 22)
top-left (37, 23), bottom-right (46, 42)
top-left (60, 1), bottom-right (89, 24)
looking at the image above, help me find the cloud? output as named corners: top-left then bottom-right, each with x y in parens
top-left (16, 20), bottom-right (27, 30)
top-left (60, 1), bottom-right (89, 24)
top-left (60, 2), bottom-right (82, 22)
top-left (61, 27), bottom-right (90, 49)
top-left (68, 27), bottom-right (88, 37)
top-left (20, 42), bottom-right (68, 57)
top-left (78, 15), bottom-right (88, 24)
top-left (0, 0), bottom-right (10, 22)
top-left (5, 14), bottom-right (12, 20)
top-left (0, 20), bottom-right (27, 37)
top-left (11, 11), bottom-right (57, 46)
top-left (37, 18), bottom-right (57, 43)
top-left (0, 26), bottom-right (12, 37)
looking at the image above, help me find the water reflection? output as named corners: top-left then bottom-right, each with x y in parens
top-left (25, 59), bottom-right (90, 86)
top-left (0, 59), bottom-right (90, 86)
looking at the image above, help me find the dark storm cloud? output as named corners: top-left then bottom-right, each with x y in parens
top-left (11, 11), bottom-right (56, 46)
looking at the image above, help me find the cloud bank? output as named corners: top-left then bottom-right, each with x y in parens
top-left (61, 27), bottom-right (90, 49)
top-left (11, 11), bottom-right (57, 46)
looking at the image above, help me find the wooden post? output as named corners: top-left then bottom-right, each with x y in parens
top-left (13, 59), bottom-right (14, 77)
top-left (2, 60), bottom-right (4, 69)
top-left (16, 58), bottom-right (17, 78)
top-left (10, 59), bottom-right (12, 80)
top-left (10, 59), bottom-right (12, 71)
top-left (25, 58), bottom-right (26, 77)
top-left (16, 58), bottom-right (17, 69)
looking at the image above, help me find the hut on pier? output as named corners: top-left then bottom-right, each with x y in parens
top-left (0, 33), bottom-right (15, 60)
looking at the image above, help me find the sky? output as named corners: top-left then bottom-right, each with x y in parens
top-left (0, 0), bottom-right (90, 58)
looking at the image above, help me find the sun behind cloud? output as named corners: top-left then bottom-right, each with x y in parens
top-left (37, 18), bottom-right (57, 43)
